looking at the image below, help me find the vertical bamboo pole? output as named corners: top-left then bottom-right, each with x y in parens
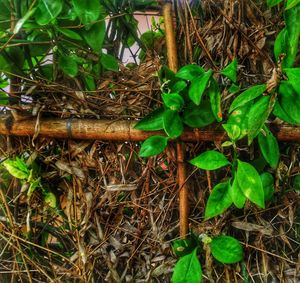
top-left (163, 3), bottom-right (189, 238)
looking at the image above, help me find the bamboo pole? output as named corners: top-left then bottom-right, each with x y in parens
top-left (163, 2), bottom-right (189, 239)
top-left (1, 117), bottom-right (300, 142)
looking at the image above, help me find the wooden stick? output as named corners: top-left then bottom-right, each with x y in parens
top-left (163, 2), bottom-right (189, 239)
top-left (1, 117), bottom-right (299, 142)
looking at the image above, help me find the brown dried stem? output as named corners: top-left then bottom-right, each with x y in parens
top-left (163, 2), bottom-right (189, 239)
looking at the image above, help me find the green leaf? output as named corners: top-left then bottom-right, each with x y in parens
top-left (0, 92), bottom-right (9, 106)
top-left (57, 28), bottom-right (82, 40)
top-left (139, 136), bottom-right (168, 157)
top-left (274, 28), bottom-right (288, 64)
top-left (229, 84), bottom-right (266, 113)
top-left (188, 70), bottom-right (213, 105)
top-left (171, 80), bottom-right (187, 93)
top-left (58, 55), bottom-right (78, 77)
top-left (267, 0), bottom-right (283, 7)
top-left (190, 151), bottom-right (231, 170)
top-left (172, 238), bottom-right (198, 257)
top-left (183, 100), bottom-right (215, 128)
top-left (293, 175), bottom-right (300, 191)
top-left (134, 107), bottom-right (164, 131)
top-left (284, 68), bottom-right (300, 95)
top-left (72, 0), bottom-right (101, 26)
top-left (210, 236), bottom-right (243, 264)
top-left (208, 78), bottom-right (222, 121)
top-left (247, 96), bottom-right (271, 145)
top-left (228, 84), bottom-right (240, 94)
top-left (43, 190), bottom-right (57, 208)
top-left (83, 21), bottom-right (106, 52)
top-left (35, 0), bottom-right (63, 25)
top-left (260, 172), bottom-right (275, 201)
top-left (171, 249), bottom-right (202, 283)
top-left (14, 7), bottom-right (37, 34)
top-left (258, 125), bottom-right (280, 169)
top-left (223, 124), bottom-right (241, 141)
top-left (162, 93), bottom-right (184, 111)
top-left (236, 160), bottom-right (265, 208)
top-left (3, 159), bottom-right (29, 180)
top-left (221, 58), bottom-right (238, 82)
top-left (163, 110), bottom-right (183, 138)
top-left (286, 0), bottom-right (300, 10)
top-left (227, 102), bottom-right (253, 140)
top-left (83, 75), bottom-right (96, 91)
top-left (205, 182), bottom-right (232, 219)
top-left (100, 53), bottom-right (119, 72)
top-left (229, 177), bottom-right (246, 209)
top-left (27, 178), bottom-right (40, 197)
top-left (279, 81), bottom-right (300, 123)
top-left (273, 100), bottom-right (299, 125)
top-left (176, 64), bottom-right (204, 81)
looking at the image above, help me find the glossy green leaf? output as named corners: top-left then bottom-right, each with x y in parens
top-left (134, 107), bottom-right (165, 131)
top-left (227, 102), bottom-right (253, 140)
top-left (279, 81), bottom-right (300, 123)
top-left (72, 0), bottom-right (101, 26)
top-left (57, 28), bottom-right (82, 40)
top-left (139, 136), bottom-right (168, 157)
top-left (100, 53), bottom-right (119, 72)
top-left (229, 84), bottom-right (266, 113)
top-left (284, 68), bottom-right (300, 95)
top-left (3, 159), bottom-right (29, 180)
top-left (208, 78), bottom-right (222, 121)
top-left (221, 58), bottom-right (238, 82)
top-left (163, 110), bottom-right (183, 138)
top-left (210, 236), bottom-right (243, 264)
top-left (229, 177), bottom-right (246, 209)
top-left (162, 93), bottom-right (184, 111)
top-left (286, 0), bottom-right (300, 9)
top-left (258, 125), bottom-right (280, 169)
top-left (35, 0), bottom-right (63, 25)
top-left (273, 100), bottom-right (299, 125)
top-left (274, 28), bottom-right (289, 65)
top-left (171, 80), bottom-right (187, 93)
top-left (58, 55), bottom-right (78, 77)
top-left (190, 151), bottom-right (231, 170)
top-left (176, 64), bottom-right (204, 81)
top-left (267, 0), bottom-right (283, 7)
top-left (83, 21), bottom-right (106, 52)
top-left (188, 70), bottom-right (213, 105)
top-left (236, 160), bottom-right (265, 208)
top-left (247, 96), bottom-right (271, 145)
top-left (223, 124), bottom-right (241, 141)
top-left (260, 172), bottom-right (275, 201)
top-left (171, 249), bottom-right (202, 283)
top-left (205, 182), bottom-right (232, 219)
top-left (183, 100), bottom-right (215, 128)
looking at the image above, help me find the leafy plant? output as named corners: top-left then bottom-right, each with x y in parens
top-left (134, 1), bottom-right (300, 281)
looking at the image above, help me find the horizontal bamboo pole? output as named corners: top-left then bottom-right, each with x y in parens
top-left (0, 116), bottom-right (300, 142)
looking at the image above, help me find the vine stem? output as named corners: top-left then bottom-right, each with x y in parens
top-left (163, 3), bottom-right (189, 239)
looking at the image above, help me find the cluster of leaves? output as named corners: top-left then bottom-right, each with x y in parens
top-left (135, 1), bottom-right (300, 282)
top-left (0, 0), bottom-right (156, 104)
top-left (2, 157), bottom-right (58, 211)
top-left (172, 235), bottom-right (243, 283)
